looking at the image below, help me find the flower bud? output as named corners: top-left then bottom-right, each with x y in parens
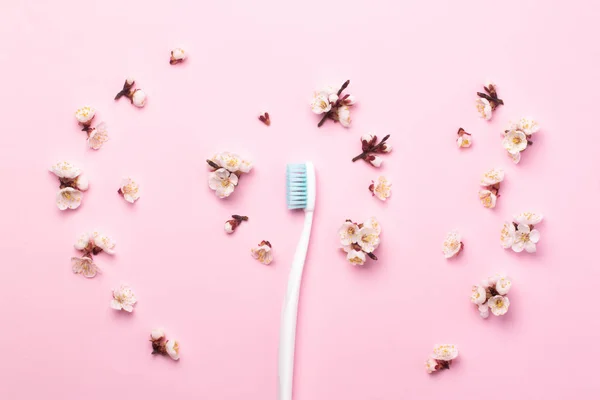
top-left (75, 174), bottom-right (89, 191)
top-left (225, 220), bottom-right (238, 234)
top-left (328, 93), bottom-right (339, 104)
top-left (361, 133), bottom-right (377, 150)
top-left (151, 328), bottom-right (165, 341)
top-left (170, 48), bottom-right (186, 64)
top-left (367, 155), bottom-right (382, 168)
top-left (379, 143), bottom-right (392, 153)
top-left (342, 94), bottom-right (356, 106)
top-left (131, 89), bottom-right (147, 107)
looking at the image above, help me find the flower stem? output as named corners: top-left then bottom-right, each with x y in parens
top-left (366, 252), bottom-right (378, 261)
top-left (232, 215), bottom-right (248, 221)
top-left (477, 92), bottom-right (504, 106)
top-left (352, 134), bottom-right (391, 162)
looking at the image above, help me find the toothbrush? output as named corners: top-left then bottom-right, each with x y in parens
top-left (279, 162), bottom-right (316, 400)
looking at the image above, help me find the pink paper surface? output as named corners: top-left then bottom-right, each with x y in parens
top-left (1, 0), bottom-right (599, 399)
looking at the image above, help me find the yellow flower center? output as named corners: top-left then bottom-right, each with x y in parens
top-left (512, 136), bottom-right (522, 144)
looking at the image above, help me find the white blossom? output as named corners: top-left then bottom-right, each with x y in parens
top-left (225, 221), bottom-right (235, 233)
top-left (502, 129), bottom-right (527, 154)
top-left (208, 168), bottom-right (238, 198)
top-left (508, 150), bottom-right (521, 164)
top-left (488, 295), bottom-right (510, 316)
top-left (346, 249), bottom-right (366, 266)
top-left (476, 97), bottom-right (492, 120)
top-left (478, 189), bottom-right (497, 209)
top-left (471, 285), bottom-right (487, 305)
top-left (480, 168), bottom-right (505, 186)
top-left (500, 222), bottom-right (516, 248)
top-left (357, 227), bottom-right (380, 253)
top-left (512, 224), bottom-right (540, 253)
top-left (496, 277), bottom-right (512, 295)
top-left (131, 89), bottom-right (147, 107)
top-left (215, 152), bottom-right (243, 172)
top-left (478, 303), bottom-right (490, 318)
top-left (239, 159), bottom-right (253, 173)
top-left (50, 161), bottom-right (81, 180)
top-left (371, 176), bottom-right (392, 201)
top-left (87, 122), bottom-right (109, 150)
top-left (165, 339), bottom-right (180, 360)
top-left (442, 230), bottom-right (462, 258)
top-left (119, 177), bottom-right (140, 203)
top-left (514, 212), bottom-right (544, 226)
top-left (56, 187), bottom-right (83, 210)
top-left (425, 358), bottom-right (438, 374)
top-left (75, 106), bottom-right (96, 124)
top-left (310, 91), bottom-right (331, 114)
top-left (92, 231), bottom-right (116, 255)
top-left (363, 217), bottom-right (381, 235)
top-left (71, 256), bottom-right (99, 278)
top-left (111, 284), bottom-right (137, 312)
top-left (251, 241), bottom-right (273, 265)
top-left (336, 105), bottom-right (351, 127)
top-left (517, 117), bottom-right (540, 136)
top-left (457, 134), bottom-right (472, 148)
top-left (432, 344), bottom-right (459, 361)
top-left (338, 221), bottom-right (360, 246)
top-left (74, 232), bottom-right (91, 250)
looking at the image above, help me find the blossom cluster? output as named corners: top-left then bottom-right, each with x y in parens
top-left (114, 78), bottom-right (147, 108)
top-left (442, 230), bottom-right (463, 258)
top-left (501, 212), bottom-right (543, 253)
top-left (251, 240), bottom-right (273, 265)
top-left (74, 106), bottom-right (109, 150)
top-left (72, 231), bottom-right (116, 278)
top-left (353, 133), bottom-right (392, 167)
top-left (502, 117), bottom-right (540, 164)
top-left (150, 328), bottom-right (180, 361)
top-left (50, 161), bottom-right (89, 210)
top-left (456, 127), bottom-right (472, 148)
top-left (478, 168), bottom-right (504, 209)
top-left (369, 176), bottom-right (392, 201)
top-left (425, 344), bottom-right (459, 374)
top-left (471, 274), bottom-right (512, 318)
top-left (311, 80), bottom-right (355, 128)
top-left (111, 284), bottom-right (137, 312)
top-left (475, 82), bottom-right (503, 120)
top-left (207, 152), bottom-right (253, 198)
top-left (338, 217), bottom-right (381, 266)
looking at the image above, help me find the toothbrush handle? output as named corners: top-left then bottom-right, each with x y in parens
top-left (278, 210), bottom-right (314, 400)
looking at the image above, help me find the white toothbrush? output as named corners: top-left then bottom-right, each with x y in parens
top-left (279, 162), bottom-right (316, 400)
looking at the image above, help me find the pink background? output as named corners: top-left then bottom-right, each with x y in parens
top-left (1, 0), bottom-right (599, 398)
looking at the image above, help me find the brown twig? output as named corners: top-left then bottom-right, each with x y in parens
top-left (352, 134), bottom-right (391, 162)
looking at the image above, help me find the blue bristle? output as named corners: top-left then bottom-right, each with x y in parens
top-left (286, 163), bottom-right (308, 210)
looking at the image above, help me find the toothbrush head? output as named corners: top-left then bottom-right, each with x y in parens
top-left (286, 162), bottom-right (316, 212)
